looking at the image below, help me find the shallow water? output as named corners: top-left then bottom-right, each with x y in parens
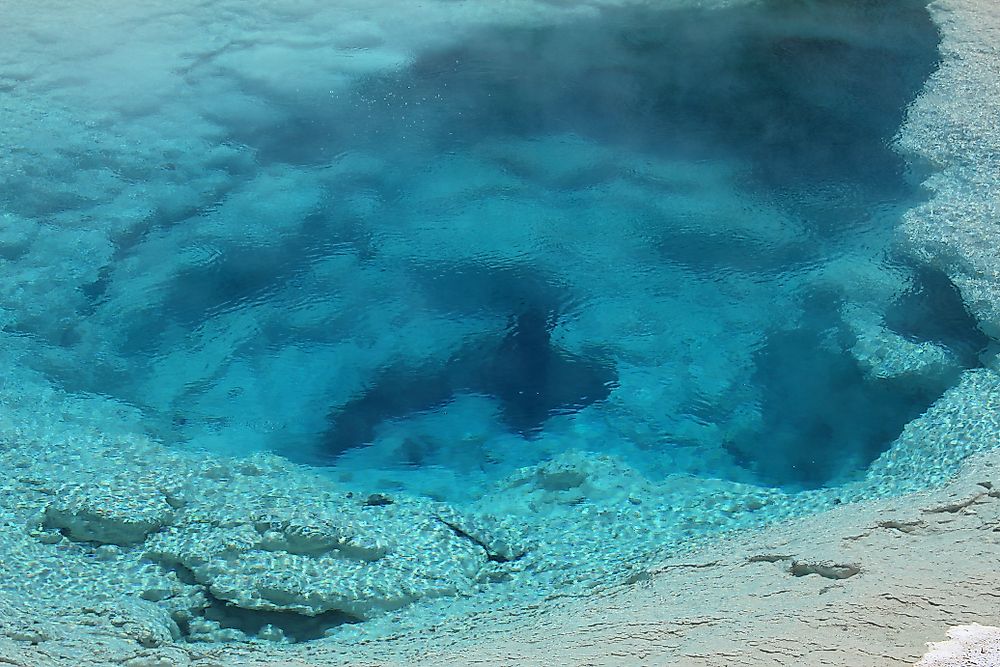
top-left (0, 0), bottom-right (991, 644)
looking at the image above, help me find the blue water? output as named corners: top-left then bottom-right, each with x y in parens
top-left (6, 0), bottom-right (981, 499)
top-left (5, 0), bottom-right (997, 647)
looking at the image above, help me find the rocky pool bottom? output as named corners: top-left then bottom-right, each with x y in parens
top-left (1, 363), bottom-right (998, 651)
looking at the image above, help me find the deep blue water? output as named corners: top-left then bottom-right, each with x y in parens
top-left (17, 0), bottom-right (988, 492)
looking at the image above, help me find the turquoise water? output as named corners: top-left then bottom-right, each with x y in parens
top-left (0, 0), bottom-right (991, 644)
top-left (48, 0), bottom-right (962, 489)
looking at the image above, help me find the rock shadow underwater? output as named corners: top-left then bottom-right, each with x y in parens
top-left (724, 269), bottom-right (990, 489)
top-left (321, 305), bottom-right (617, 460)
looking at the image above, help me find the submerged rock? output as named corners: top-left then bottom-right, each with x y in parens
top-left (43, 478), bottom-right (176, 546)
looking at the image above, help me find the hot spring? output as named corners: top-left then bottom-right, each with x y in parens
top-left (0, 0), bottom-right (993, 647)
